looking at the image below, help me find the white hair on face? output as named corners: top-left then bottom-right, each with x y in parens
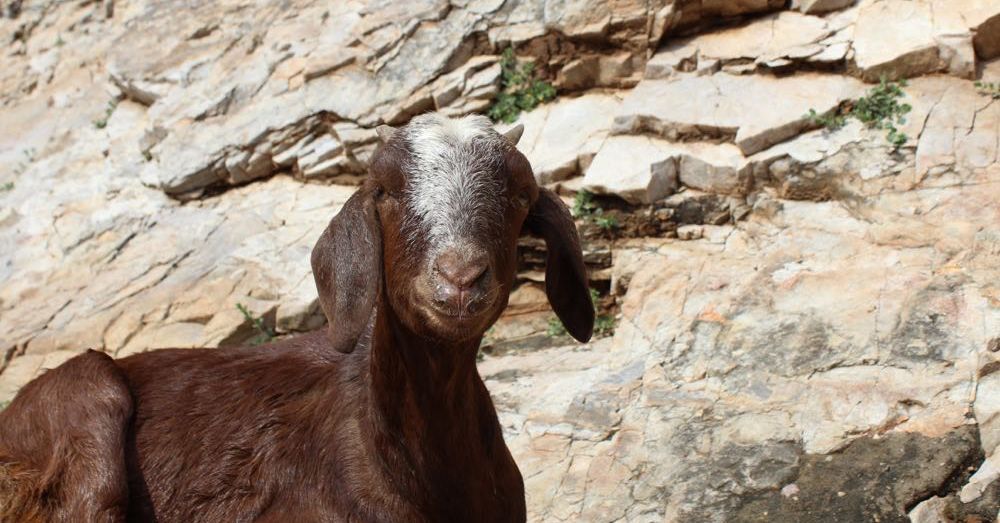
top-left (402, 112), bottom-right (507, 251)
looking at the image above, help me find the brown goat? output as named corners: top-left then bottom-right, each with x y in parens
top-left (0, 113), bottom-right (594, 522)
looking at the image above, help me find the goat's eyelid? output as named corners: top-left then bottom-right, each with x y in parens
top-left (513, 191), bottom-right (531, 209)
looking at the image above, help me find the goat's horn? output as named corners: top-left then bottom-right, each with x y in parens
top-left (375, 125), bottom-right (396, 143)
top-left (503, 124), bottom-right (524, 146)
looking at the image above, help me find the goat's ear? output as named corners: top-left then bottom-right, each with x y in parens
top-left (311, 186), bottom-right (382, 353)
top-left (525, 188), bottom-right (594, 343)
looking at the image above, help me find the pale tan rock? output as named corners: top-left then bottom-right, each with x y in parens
top-left (907, 76), bottom-right (999, 175)
top-left (852, 0), bottom-right (942, 81)
top-left (647, 11), bottom-right (832, 77)
top-left (615, 73), bottom-right (864, 154)
top-left (792, 0), bottom-right (855, 14)
top-left (907, 495), bottom-right (950, 523)
top-left (582, 135), bottom-right (679, 204)
top-left (510, 93), bottom-right (621, 184)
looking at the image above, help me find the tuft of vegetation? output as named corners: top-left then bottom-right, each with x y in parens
top-left (236, 303), bottom-right (275, 346)
top-left (0, 400), bottom-right (8, 412)
top-left (572, 189), bottom-right (598, 218)
top-left (55, 34), bottom-right (64, 47)
top-left (547, 288), bottom-right (616, 339)
top-left (572, 189), bottom-right (619, 235)
top-left (594, 314), bottom-right (615, 338)
top-left (804, 108), bottom-right (846, 130)
top-left (852, 78), bottom-right (912, 149)
top-left (487, 47), bottom-right (557, 124)
top-left (805, 77), bottom-right (912, 150)
top-left (93, 99), bottom-right (119, 129)
top-left (975, 80), bottom-right (1000, 100)
top-left (12, 148), bottom-right (35, 176)
top-left (593, 213), bottom-right (618, 231)
top-left (546, 316), bottom-right (568, 337)
top-left (0, 182), bottom-right (13, 192)
top-left (589, 288), bottom-right (616, 338)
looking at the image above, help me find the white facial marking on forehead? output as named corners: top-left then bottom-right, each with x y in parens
top-left (403, 113), bottom-right (507, 249)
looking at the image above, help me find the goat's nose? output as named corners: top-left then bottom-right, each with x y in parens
top-left (434, 251), bottom-right (488, 291)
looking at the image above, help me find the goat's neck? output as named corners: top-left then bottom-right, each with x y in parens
top-left (364, 307), bottom-right (498, 488)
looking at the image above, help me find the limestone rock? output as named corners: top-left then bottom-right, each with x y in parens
top-left (510, 93), bottom-right (621, 184)
top-left (615, 73), bottom-right (864, 154)
top-left (792, 0), bottom-right (855, 15)
top-left (852, 0), bottom-right (941, 81)
top-left (851, 0), bottom-right (1000, 81)
top-left (647, 11), bottom-right (833, 79)
top-left (583, 135), bottom-right (752, 203)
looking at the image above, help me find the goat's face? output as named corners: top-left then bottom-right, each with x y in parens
top-left (371, 114), bottom-right (536, 341)
top-left (312, 113), bottom-right (594, 353)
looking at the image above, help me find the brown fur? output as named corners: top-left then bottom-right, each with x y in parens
top-left (0, 118), bottom-right (593, 522)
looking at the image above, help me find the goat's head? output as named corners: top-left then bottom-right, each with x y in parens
top-left (312, 113), bottom-right (594, 352)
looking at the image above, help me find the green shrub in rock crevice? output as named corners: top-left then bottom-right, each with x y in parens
top-left (975, 81), bottom-right (1000, 100)
top-left (488, 48), bottom-right (557, 124)
top-left (806, 77), bottom-right (912, 150)
top-left (572, 189), bottom-right (619, 235)
top-left (236, 303), bottom-right (275, 346)
top-left (547, 287), bottom-right (616, 340)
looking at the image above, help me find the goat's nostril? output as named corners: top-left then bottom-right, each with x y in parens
top-left (439, 262), bottom-right (487, 290)
top-left (434, 253), bottom-right (488, 291)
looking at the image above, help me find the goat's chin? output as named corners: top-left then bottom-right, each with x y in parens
top-left (409, 300), bottom-right (495, 343)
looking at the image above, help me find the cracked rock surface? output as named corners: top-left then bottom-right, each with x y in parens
top-left (1, 0), bottom-right (1000, 521)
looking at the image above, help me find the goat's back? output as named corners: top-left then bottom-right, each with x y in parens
top-left (115, 332), bottom-right (365, 521)
top-left (0, 349), bottom-right (133, 522)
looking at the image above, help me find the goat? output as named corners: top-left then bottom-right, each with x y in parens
top-left (0, 112), bottom-right (595, 522)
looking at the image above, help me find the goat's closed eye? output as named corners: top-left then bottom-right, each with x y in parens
top-left (374, 184), bottom-right (395, 202)
top-left (513, 191), bottom-right (530, 209)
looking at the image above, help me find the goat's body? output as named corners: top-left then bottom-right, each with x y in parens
top-left (0, 330), bottom-right (525, 522)
top-left (0, 113), bottom-right (592, 522)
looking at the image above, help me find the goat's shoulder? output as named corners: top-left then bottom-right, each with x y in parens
top-left (0, 349), bottom-right (132, 522)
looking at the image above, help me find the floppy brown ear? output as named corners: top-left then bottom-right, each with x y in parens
top-left (311, 185), bottom-right (382, 353)
top-left (525, 188), bottom-right (594, 342)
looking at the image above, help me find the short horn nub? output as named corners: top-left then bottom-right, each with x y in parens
top-left (503, 124), bottom-right (524, 146)
top-left (376, 125), bottom-right (397, 143)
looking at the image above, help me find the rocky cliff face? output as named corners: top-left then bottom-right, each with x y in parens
top-left (1, 0), bottom-right (999, 520)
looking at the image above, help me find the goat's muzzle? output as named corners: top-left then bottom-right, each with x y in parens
top-left (430, 248), bottom-right (492, 318)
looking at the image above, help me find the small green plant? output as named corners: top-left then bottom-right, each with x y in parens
top-left (487, 48), bottom-right (557, 124)
top-left (572, 189), bottom-right (598, 218)
top-left (804, 77), bottom-right (912, 150)
top-left (0, 400), bottom-right (9, 411)
top-left (805, 108), bottom-right (846, 130)
top-left (594, 315), bottom-right (615, 338)
top-left (1, 182), bottom-right (13, 191)
top-left (93, 99), bottom-right (119, 129)
top-left (12, 148), bottom-right (35, 176)
top-left (547, 288), bottom-right (616, 339)
top-left (588, 288), bottom-right (617, 337)
top-left (975, 80), bottom-right (1000, 100)
top-left (852, 77), bottom-right (911, 149)
top-left (55, 34), bottom-right (64, 47)
top-left (573, 189), bottom-right (619, 234)
top-left (236, 303), bottom-right (275, 346)
top-left (546, 317), bottom-right (568, 337)
top-left (594, 214), bottom-right (618, 231)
